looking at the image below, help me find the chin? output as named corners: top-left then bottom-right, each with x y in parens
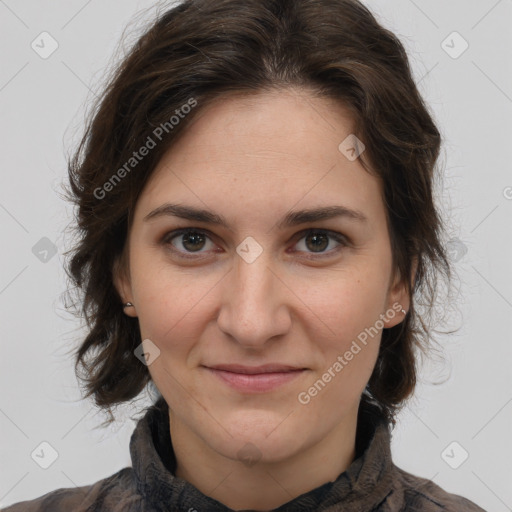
top-left (204, 412), bottom-right (306, 464)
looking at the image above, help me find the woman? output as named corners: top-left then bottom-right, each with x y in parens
top-left (4, 0), bottom-right (486, 510)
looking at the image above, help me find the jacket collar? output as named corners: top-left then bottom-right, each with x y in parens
top-left (130, 395), bottom-right (399, 511)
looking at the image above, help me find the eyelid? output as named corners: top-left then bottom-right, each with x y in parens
top-left (288, 228), bottom-right (349, 258)
top-left (161, 228), bottom-right (219, 260)
top-left (161, 227), bottom-right (349, 258)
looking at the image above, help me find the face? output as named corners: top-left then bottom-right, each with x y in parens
top-left (115, 88), bottom-right (410, 464)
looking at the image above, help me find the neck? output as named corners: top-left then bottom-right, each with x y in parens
top-left (169, 407), bottom-right (358, 511)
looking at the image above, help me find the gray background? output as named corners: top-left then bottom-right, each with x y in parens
top-left (0, 0), bottom-right (511, 510)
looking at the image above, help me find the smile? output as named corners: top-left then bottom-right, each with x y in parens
top-left (203, 365), bottom-right (307, 393)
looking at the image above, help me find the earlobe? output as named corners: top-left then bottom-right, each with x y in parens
top-left (113, 257), bottom-right (138, 317)
top-left (383, 290), bottom-right (409, 328)
top-left (383, 258), bottom-right (417, 328)
top-left (122, 301), bottom-right (137, 316)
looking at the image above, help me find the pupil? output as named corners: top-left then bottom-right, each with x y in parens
top-left (180, 232), bottom-right (329, 253)
top-left (183, 232), bottom-right (205, 251)
top-left (306, 233), bottom-right (328, 252)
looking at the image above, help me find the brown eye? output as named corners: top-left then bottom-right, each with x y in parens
top-left (304, 232), bottom-right (329, 252)
top-left (293, 229), bottom-right (347, 257)
top-left (180, 231), bottom-right (207, 252)
top-left (163, 229), bottom-right (217, 257)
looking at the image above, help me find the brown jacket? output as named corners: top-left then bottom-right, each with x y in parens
top-left (2, 397), bottom-right (486, 511)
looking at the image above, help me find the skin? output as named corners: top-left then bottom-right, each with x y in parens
top-left (115, 87), bottom-right (412, 511)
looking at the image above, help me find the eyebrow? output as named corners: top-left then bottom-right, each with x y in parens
top-left (143, 203), bottom-right (368, 229)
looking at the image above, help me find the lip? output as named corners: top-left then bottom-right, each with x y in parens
top-left (203, 364), bottom-right (307, 393)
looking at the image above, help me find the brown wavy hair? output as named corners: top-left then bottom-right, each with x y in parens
top-left (64, 0), bottom-right (452, 426)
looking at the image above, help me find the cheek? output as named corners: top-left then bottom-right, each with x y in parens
top-left (304, 265), bottom-right (389, 345)
top-left (132, 270), bottom-right (214, 401)
top-left (298, 275), bottom-right (386, 408)
top-left (134, 272), bottom-right (212, 342)
top-left (129, 246), bottom-right (227, 369)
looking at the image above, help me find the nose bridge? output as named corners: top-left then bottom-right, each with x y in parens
top-left (217, 249), bottom-right (290, 346)
top-left (235, 253), bottom-right (273, 308)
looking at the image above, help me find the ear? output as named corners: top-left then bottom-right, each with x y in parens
top-left (383, 257), bottom-right (418, 328)
top-left (113, 254), bottom-right (138, 318)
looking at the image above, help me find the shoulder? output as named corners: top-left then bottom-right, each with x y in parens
top-left (1, 468), bottom-right (140, 512)
top-left (394, 466), bottom-right (487, 511)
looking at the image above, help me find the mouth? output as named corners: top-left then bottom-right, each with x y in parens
top-left (202, 364), bottom-right (308, 393)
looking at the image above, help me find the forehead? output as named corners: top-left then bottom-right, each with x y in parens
top-left (136, 89), bottom-right (385, 230)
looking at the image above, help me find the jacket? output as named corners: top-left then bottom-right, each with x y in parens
top-left (2, 396), bottom-right (486, 511)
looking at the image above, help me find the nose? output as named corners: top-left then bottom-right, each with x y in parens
top-left (217, 251), bottom-right (292, 349)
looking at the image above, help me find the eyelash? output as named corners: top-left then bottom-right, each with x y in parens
top-left (161, 228), bottom-right (348, 260)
